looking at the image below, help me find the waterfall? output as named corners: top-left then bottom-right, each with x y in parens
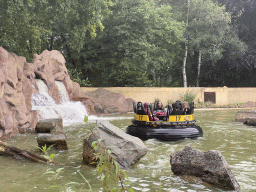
top-left (32, 79), bottom-right (60, 119)
top-left (32, 79), bottom-right (88, 125)
top-left (55, 81), bottom-right (70, 103)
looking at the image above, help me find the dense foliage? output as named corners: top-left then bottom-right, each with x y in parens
top-left (0, 0), bottom-right (113, 61)
top-left (205, 0), bottom-right (256, 87)
top-left (0, 0), bottom-right (254, 87)
top-left (78, 0), bottom-right (184, 86)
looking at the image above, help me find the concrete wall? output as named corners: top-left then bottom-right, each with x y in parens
top-left (228, 88), bottom-right (256, 104)
top-left (203, 86), bottom-right (229, 105)
top-left (80, 86), bottom-right (256, 106)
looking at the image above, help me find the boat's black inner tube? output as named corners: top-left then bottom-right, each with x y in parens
top-left (133, 101), bottom-right (137, 113)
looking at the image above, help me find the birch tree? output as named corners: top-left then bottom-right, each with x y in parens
top-left (182, 0), bottom-right (190, 87)
top-left (189, 0), bottom-right (231, 87)
top-left (168, 0), bottom-right (245, 87)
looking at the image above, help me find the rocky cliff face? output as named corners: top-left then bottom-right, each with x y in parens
top-left (0, 47), bottom-right (79, 139)
top-left (82, 88), bottom-right (134, 115)
top-left (0, 47), bottom-right (133, 139)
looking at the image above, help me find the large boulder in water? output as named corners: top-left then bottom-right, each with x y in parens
top-left (84, 88), bottom-right (135, 114)
top-left (37, 133), bottom-right (68, 150)
top-left (243, 117), bottom-right (256, 126)
top-left (83, 120), bottom-right (147, 168)
top-left (35, 118), bottom-right (63, 133)
top-left (170, 146), bottom-right (240, 191)
top-left (36, 118), bottom-right (68, 150)
top-left (236, 110), bottom-right (256, 122)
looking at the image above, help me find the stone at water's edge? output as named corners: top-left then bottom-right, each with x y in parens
top-left (83, 120), bottom-right (147, 168)
top-left (35, 118), bottom-right (63, 133)
top-left (235, 110), bottom-right (256, 122)
top-left (244, 117), bottom-right (256, 126)
top-left (37, 133), bottom-right (68, 150)
top-left (36, 118), bottom-right (68, 150)
top-left (170, 146), bottom-right (241, 191)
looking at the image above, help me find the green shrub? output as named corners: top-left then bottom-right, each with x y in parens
top-left (180, 90), bottom-right (196, 103)
top-left (68, 68), bottom-right (92, 87)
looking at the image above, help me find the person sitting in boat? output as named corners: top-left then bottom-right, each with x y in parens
top-left (155, 100), bottom-right (164, 112)
top-left (144, 102), bottom-right (159, 121)
top-left (182, 101), bottom-right (190, 114)
top-left (171, 100), bottom-right (183, 115)
top-left (153, 100), bottom-right (168, 120)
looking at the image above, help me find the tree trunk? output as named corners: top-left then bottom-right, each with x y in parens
top-left (183, 43), bottom-right (188, 87)
top-left (0, 141), bottom-right (54, 164)
top-left (183, 0), bottom-right (190, 88)
top-left (49, 36), bottom-right (54, 51)
top-left (196, 50), bottom-right (202, 87)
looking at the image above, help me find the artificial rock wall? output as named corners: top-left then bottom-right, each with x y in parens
top-left (0, 47), bottom-right (79, 139)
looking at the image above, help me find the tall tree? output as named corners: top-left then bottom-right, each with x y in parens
top-left (166, 0), bottom-right (245, 87)
top-left (0, 0), bottom-right (52, 60)
top-left (0, 0), bottom-right (113, 61)
top-left (200, 0), bottom-right (255, 87)
top-left (182, 0), bottom-right (190, 87)
top-left (78, 0), bottom-right (185, 86)
top-left (189, 0), bottom-right (232, 87)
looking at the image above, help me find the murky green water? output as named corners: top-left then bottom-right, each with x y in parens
top-left (0, 109), bottom-right (256, 192)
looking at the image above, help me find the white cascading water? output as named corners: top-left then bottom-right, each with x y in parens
top-left (32, 80), bottom-right (60, 120)
top-left (55, 81), bottom-right (70, 103)
top-left (32, 79), bottom-right (133, 126)
top-left (32, 79), bottom-right (88, 126)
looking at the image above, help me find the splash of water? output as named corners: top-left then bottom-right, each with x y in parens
top-left (32, 79), bottom-right (88, 125)
top-left (32, 79), bottom-right (133, 126)
top-left (55, 81), bottom-right (70, 103)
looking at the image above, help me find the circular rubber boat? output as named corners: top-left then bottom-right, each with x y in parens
top-left (126, 101), bottom-right (203, 141)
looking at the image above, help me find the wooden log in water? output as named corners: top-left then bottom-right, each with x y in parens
top-left (0, 141), bottom-right (52, 164)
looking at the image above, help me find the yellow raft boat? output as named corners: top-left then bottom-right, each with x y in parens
top-left (126, 101), bottom-right (203, 141)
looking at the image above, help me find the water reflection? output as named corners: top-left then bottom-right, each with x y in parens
top-left (0, 109), bottom-right (256, 191)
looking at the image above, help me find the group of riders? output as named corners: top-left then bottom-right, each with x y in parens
top-left (136, 100), bottom-right (194, 121)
